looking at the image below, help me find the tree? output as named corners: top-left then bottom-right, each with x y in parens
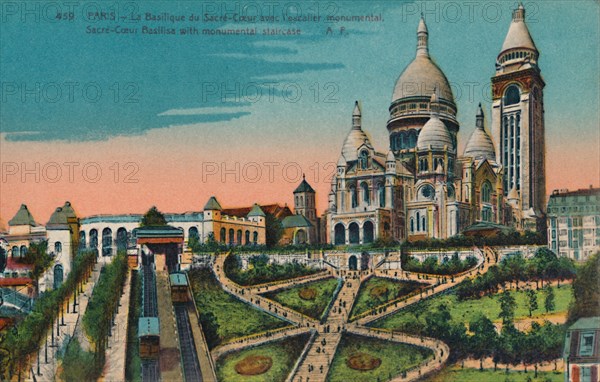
top-left (544, 286), bottom-right (555, 313)
top-left (140, 206), bottom-right (167, 227)
top-left (469, 314), bottom-right (497, 370)
top-left (568, 252), bottom-right (600, 322)
top-left (265, 213), bottom-right (283, 248)
top-left (526, 289), bottom-right (538, 317)
top-left (498, 290), bottom-right (516, 325)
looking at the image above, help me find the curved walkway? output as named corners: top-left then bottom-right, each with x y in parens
top-left (210, 248), bottom-right (494, 382)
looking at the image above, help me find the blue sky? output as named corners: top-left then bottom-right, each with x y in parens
top-left (1, 1), bottom-right (598, 146)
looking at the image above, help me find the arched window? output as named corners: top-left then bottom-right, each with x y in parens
top-left (361, 182), bottom-right (370, 204)
top-left (20, 245), bottom-right (27, 258)
top-left (422, 216), bottom-right (426, 232)
top-left (188, 227), bottom-right (199, 242)
top-left (416, 212), bottom-right (421, 231)
top-left (410, 218), bottom-right (414, 233)
top-left (349, 185), bottom-right (358, 208)
top-left (334, 224), bottom-right (345, 245)
top-left (378, 184), bottom-right (385, 207)
top-left (89, 229), bottom-right (98, 249)
top-left (359, 150), bottom-right (369, 170)
top-left (245, 230), bottom-right (250, 245)
top-left (409, 130), bottom-right (417, 147)
top-left (390, 133), bottom-right (397, 150)
top-left (236, 230), bottom-right (242, 245)
top-left (102, 228), bottom-right (113, 256)
top-left (79, 231), bottom-right (87, 250)
top-left (53, 264), bottom-right (64, 289)
top-left (504, 85), bottom-right (520, 105)
top-left (54, 241), bottom-right (62, 254)
top-left (481, 181), bottom-right (492, 203)
top-left (252, 231), bottom-right (258, 245)
top-left (116, 228), bottom-right (128, 251)
top-left (228, 229), bottom-right (234, 245)
top-left (11, 246), bottom-right (19, 258)
top-left (220, 227), bottom-right (226, 243)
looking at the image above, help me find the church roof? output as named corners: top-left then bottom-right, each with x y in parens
top-left (222, 204), bottom-right (292, 220)
top-left (392, 17), bottom-right (454, 104)
top-left (464, 104), bottom-right (496, 162)
top-left (294, 176), bottom-right (315, 193)
top-left (247, 204), bottom-right (266, 217)
top-left (47, 207), bottom-right (68, 226)
top-left (282, 214), bottom-right (313, 228)
top-left (61, 201), bottom-right (77, 219)
top-left (203, 196), bottom-right (222, 211)
top-left (500, 4), bottom-right (537, 54)
top-left (8, 204), bottom-right (36, 226)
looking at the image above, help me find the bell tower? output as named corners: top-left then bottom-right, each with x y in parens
top-left (491, 3), bottom-right (546, 230)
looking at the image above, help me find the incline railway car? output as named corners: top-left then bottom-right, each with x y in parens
top-left (169, 272), bottom-right (190, 303)
top-left (138, 317), bottom-right (160, 359)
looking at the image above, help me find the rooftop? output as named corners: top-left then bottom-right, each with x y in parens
top-left (567, 317), bottom-right (600, 331)
top-left (138, 317), bottom-right (160, 337)
top-left (169, 272), bottom-right (188, 287)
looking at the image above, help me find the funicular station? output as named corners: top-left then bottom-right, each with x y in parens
top-left (133, 225), bottom-right (206, 382)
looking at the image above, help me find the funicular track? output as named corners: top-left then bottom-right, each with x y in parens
top-left (174, 303), bottom-right (203, 382)
top-left (141, 264), bottom-right (161, 382)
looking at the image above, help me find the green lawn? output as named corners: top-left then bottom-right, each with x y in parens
top-left (424, 366), bottom-right (564, 382)
top-left (326, 333), bottom-right (433, 382)
top-left (216, 333), bottom-right (309, 382)
top-left (350, 277), bottom-right (427, 320)
top-left (372, 285), bottom-right (573, 331)
top-left (188, 268), bottom-right (290, 346)
top-left (262, 277), bottom-right (340, 321)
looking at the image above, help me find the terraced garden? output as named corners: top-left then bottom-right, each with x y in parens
top-left (350, 277), bottom-right (427, 319)
top-left (262, 277), bottom-right (340, 320)
top-left (326, 333), bottom-right (433, 382)
top-left (188, 268), bottom-right (290, 347)
top-left (215, 333), bottom-right (310, 382)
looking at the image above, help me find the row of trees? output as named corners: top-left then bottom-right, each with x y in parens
top-left (400, 230), bottom-right (546, 249)
top-left (82, 251), bottom-right (128, 352)
top-left (402, 253), bottom-right (478, 275)
top-left (456, 248), bottom-right (576, 301)
top-left (401, 302), bottom-right (564, 375)
top-left (0, 249), bottom-right (97, 380)
top-left (223, 253), bottom-right (320, 286)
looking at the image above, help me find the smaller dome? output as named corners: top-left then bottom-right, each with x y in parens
top-left (417, 115), bottom-right (453, 151)
top-left (341, 101), bottom-right (373, 161)
top-left (337, 154), bottom-right (346, 167)
top-left (464, 104), bottom-right (496, 162)
top-left (464, 129), bottom-right (496, 162)
top-left (507, 187), bottom-right (519, 200)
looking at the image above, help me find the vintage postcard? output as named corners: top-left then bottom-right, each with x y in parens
top-left (0, 1), bottom-right (598, 381)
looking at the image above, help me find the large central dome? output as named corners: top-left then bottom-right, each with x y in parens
top-left (391, 17), bottom-right (454, 104)
top-left (392, 55), bottom-right (454, 103)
